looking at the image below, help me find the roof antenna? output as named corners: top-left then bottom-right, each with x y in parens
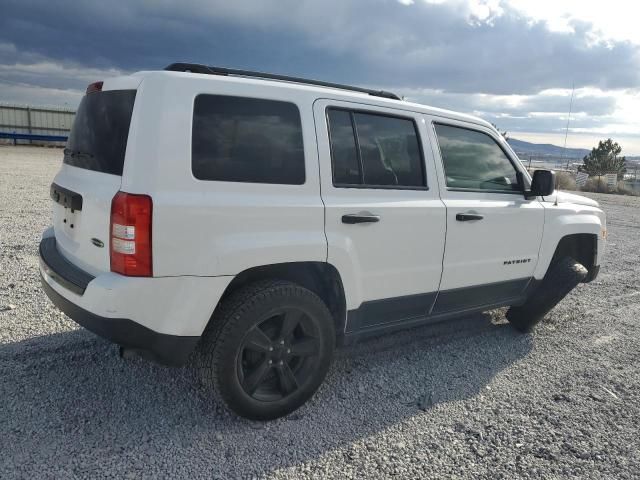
top-left (557, 82), bottom-right (575, 205)
top-left (562, 83), bottom-right (575, 171)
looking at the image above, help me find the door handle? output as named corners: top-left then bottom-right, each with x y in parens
top-left (342, 214), bottom-right (381, 224)
top-left (456, 213), bottom-right (484, 222)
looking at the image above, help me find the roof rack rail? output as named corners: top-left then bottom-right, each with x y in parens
top-left (164, 63), bottom-right (401, 101)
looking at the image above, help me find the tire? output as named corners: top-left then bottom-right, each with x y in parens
top-left (198, 280), bottom-right (335, 420)
top-left (506, 256), bottom-right (588, 332)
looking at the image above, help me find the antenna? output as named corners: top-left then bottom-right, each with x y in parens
top-left (562, 83), bottom-right (575, 171)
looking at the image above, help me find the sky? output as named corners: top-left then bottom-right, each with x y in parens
top-left (1, 0), bottom-right (639, 154)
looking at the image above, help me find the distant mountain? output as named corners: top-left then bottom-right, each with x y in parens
top-left (507, 138), bottom-right (590, 158)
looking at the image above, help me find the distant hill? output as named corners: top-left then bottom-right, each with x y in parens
top-left (507, 138), bottom-right (590, 158)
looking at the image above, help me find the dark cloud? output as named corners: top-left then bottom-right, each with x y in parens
top-left (0, 0), bottom-right (638, 139)
top-left (2, 0), bottom-right (639, 95)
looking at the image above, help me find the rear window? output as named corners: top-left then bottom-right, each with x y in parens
top-left (327, 108), bottom-right (426, 188)
top-left (192, 95), bottom-right (305, 184)
top-left (64, 90), bottom-right (136, 176)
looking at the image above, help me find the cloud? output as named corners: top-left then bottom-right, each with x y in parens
top-left (0, 0), bottom-right (638, 149)
top-left (0, 81), bottom-right (82, 107)
top-left (0, 56), bottom-right (123, 91)
top-left (2, 0), bottom-right (639, 95)
top-left (405, 87), bottom-right (618, 117)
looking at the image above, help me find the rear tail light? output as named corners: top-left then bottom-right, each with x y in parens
top-left (110, 191), bottom-right (152, 276)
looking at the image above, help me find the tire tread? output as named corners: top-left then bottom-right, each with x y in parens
top-left (197, 280), bottom-right (334, 419)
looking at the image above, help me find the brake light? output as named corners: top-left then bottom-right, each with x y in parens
top-left (110, 191), bottom-right (152, 276)
top-left (86, 81), bottom-right (103, 94)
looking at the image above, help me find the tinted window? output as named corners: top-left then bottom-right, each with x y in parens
top-left (354, 113), bottom-right (424, 187)
top-left (327, 108), bottom-right (425, 188)
top-left (434, 124), bottom-right (519, 192)
top-left (192, 95), bottom-right (305, 184)
top-left (327, 109), bottom-right (360, 185)
top-left (64, 90), bottom-right (136, 176)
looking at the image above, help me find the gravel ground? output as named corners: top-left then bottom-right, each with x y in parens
top-left (1, 145), bottom-right (639, 479)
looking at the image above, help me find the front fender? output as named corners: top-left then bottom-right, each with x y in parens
top-left (534, 204), bottom-right (606, 279)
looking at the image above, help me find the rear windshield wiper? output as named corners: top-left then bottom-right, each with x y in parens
top-left (64, 148), bottom-right (94, 159)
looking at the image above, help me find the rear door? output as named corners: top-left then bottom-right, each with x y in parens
top-left (427, 119), bottom-right (545, 314)
top-left (51, 84), bottom-right (138, 275)
top-left (314, 99), bottom-right (446, 332)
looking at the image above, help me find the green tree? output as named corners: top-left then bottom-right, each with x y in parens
top-left (581, 138), bottom-right (627, 180)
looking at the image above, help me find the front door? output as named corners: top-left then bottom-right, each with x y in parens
top-left (313, 99), bottom-right (447, 332)
top-left (427, 120), bottom-right (545, 315)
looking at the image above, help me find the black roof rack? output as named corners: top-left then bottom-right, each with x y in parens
top-left (164, 63), bottom-right (401, 101)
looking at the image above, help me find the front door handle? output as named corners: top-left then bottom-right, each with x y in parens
top-left (456, 213), bottom-right (484, 222)
top-left (342, 213), bottom-right (381, 224)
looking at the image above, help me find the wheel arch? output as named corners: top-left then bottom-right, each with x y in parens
top-left (534, 208), bottom-right (603, 281)
top-left (211, 262), bottom-right (348, 340)
top-left (538, 233), bottom-right (598, 282)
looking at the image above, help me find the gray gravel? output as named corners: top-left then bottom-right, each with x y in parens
top-left (1, 145), bottom-right (639, 479)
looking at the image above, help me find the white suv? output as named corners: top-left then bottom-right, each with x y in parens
top-left (40, 63), bottom-right (606, 420)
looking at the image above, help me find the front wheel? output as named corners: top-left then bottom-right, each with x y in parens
top-left (506, 256), bottom-right (588, 332)
top-left (199, 280), bottom-right (335, 420)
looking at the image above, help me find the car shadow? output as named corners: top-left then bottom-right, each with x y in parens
top-left (0, 311), bottom-right (532, 478)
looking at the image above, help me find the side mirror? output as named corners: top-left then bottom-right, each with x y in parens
top-left (530, 169), bottom-right (556, 197)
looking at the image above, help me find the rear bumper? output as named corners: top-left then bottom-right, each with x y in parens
top-left (40, 274), bottom-right (198, 366)
top-left (38, 233), bottom-right (232, 366)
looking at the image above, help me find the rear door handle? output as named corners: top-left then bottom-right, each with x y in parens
top-left (456, 213), bottom-right (484, 221)
top-left (342, 214), bottom-right (381, 224)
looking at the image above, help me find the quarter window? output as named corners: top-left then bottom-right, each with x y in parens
top-left (327, 109), bottom-right (360, 185)
top-left (434, 124), bottom-right (520, 192)
top-left (327, 108), bottom-right (426, 188)
top-left (192, 95), bottom-right (305, 184)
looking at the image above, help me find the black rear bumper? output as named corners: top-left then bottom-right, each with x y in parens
top-left (39, 236), bottom-right (94, 295)
top-left (39, 237), bottom-right (199, 366)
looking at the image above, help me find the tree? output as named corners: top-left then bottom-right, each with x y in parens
top-left (491, 123), bottom-right (509, 140)
top-left (581, 138), bottom-right (627, 180)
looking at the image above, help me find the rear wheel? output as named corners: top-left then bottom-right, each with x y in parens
top-left (199, 280), bottom-right (335, 420)
top-left (506, 256), bottom-right (588, 332)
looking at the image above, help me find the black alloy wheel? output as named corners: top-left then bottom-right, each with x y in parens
top-left (199, 280), bottom-right (335, 420)
top-left (238, 307), bottom-right (321, 401)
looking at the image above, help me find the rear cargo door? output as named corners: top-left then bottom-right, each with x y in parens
top-left (51, 88), bottom-right (137, 276)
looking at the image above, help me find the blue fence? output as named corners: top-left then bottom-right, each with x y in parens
top-left (0, 132), bottom-right (68, 143)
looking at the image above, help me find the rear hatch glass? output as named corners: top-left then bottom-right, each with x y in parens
top-left (64, 90), bottom-right (136, 176)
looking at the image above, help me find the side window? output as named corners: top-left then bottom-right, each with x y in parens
top-left (327, 109), bottom-right (360, 185)
top-left (192, 95), bottom-right (305, 184)
top-left (434, 124), bottom-right (520, 192)
top-left (327, 108), bottom-right (426, 188)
